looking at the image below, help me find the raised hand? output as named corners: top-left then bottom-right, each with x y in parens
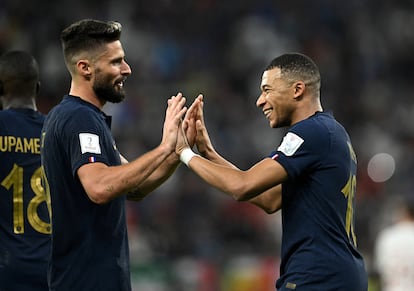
top-left (161, 93), bottom-right (187, 153)
top-left (193, 96), bottom-right (215, 158)
top-left (182, 94), bottom-right (203, 148)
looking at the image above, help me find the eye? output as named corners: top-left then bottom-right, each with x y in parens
top-left (112, 58), bottom-right (123, 65)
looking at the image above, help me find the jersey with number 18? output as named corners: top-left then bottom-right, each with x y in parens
top-left (0, 108), bottom-right (51, 291)
top-left (270, 111), bottom-right (367, 290)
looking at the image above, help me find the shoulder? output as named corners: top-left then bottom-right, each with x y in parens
top-left (49, 96), bottom-right (95, 115)
top-left (0, 109), bottom-right (13, 118)
top-left (0, 110), bottom-right (12, 130)
top-left (0, 110), bottom-right (11, 123)
top-left (292, 112), bottom-right (336, 133)
top-left (292, 112), bottom-right (348, 147)
top-left (46, 97), bottom-right (101, 127)
top-left (0, 109), bottom-right (44, 126)
top-left (288, 113), bottom-right (332, 147)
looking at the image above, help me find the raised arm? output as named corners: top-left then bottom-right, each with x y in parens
top-left (192, 96), bottom-right (238, 169)
top-left (77, 93), bottom-right (187, 204)
top-left (178, 96), bottom-right (287, 212)
top-left (126, 94), bottom-right (206, 200)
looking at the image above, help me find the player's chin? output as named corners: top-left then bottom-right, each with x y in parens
top-left (108, 91), bottom-right (126, 103)
top-left (114, 85), bottom-right (126, 96)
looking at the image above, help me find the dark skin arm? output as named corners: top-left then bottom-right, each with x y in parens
top-left (179, 96), bottom-right (285, 213)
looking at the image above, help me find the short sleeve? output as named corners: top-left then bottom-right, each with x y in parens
top-left (269, 119), bottom-right (328, 179)
top-left (61, 108), bottom-right (112, 176)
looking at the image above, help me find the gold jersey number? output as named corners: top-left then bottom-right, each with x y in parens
top-left (1, 164), bottom-right (51, 234)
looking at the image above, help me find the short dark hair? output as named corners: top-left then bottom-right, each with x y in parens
top-left (0, 50), bottom-right (39, 96)
top-left (61, 19), bottom-right (122, 69)
top-left (266, 53), bottom-right (321, 92)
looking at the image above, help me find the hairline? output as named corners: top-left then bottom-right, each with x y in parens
top-left (64, 42), bottom-right (113, 73)
top-left (61, 19), bottom-right (122, 74)
top-left (265, 61), bottom-right (321, 94)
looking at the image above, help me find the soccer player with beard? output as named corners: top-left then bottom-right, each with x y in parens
top-left (41, 19), bottom-right (189, 291)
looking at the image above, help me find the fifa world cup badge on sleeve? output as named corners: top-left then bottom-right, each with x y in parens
top-left (277, 132), bottom-right (304, 156)
top-left (79, 133), bottom-right (101, 154)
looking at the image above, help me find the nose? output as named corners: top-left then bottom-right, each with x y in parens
top-left (121, 60), bottom-right (132, 76)
top-left (256, 93), bottom-right (265, 108)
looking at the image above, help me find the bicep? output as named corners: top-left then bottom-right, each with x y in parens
top-left (77, 162), bottom-right (113, 204)
top-left (243, 158), bottom-right (288, 196)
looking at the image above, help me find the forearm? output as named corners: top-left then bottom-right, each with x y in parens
top-left (186, 155), bottom-right (261, 201)
top-left (194, 157), bottom-right (282, 212)
top-left (181, 153), bottom-right (286, 202)
top-left (203, 148), bottom-right (239, 170)
top-left (193, 151), bottom-right (283, 212)
top-left (127, 152), bottom-right (180, 200)
top-left (79, 144), bottom-right (173, 204)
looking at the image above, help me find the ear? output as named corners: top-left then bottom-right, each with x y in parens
top-left (76, 59), bottom-right (92, 80)
top-left (293, 81), bottom-right (305, 99)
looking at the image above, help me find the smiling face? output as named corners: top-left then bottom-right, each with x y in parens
top-left (91, 41), bottom-right (131, 103)
top-left (256, 67), bottom-right (298, 128)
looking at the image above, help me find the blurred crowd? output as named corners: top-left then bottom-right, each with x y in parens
top-left (2, 0), bottom-right (414, 290)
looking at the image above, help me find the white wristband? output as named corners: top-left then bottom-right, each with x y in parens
top-left (180, 148), bottom-right (198, 166)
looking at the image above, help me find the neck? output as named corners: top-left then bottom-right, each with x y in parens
top-left (69, 81), bottom-right (105, 110)
top-left (291, 99), bottom-right (323, 125)
top-left (2, 97), bottom-right (37, 110)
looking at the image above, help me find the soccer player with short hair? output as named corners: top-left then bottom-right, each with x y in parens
top-left (41, 19), bottom-right (189, 290)
top-left (178, 53), bottom-right (368, 290)
top-left (0, 50), bottom-right (50, 290)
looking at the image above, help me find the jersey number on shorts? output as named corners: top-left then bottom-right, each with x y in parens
top-left (1, 164), bottom-right (51, 234)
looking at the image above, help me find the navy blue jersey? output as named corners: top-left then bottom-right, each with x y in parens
top-left (41, 95), bottom-right (130, 291)
top-left (0, 108), bottom-right (50, 291)
top-left (269, 112), bottom-right (367, 291)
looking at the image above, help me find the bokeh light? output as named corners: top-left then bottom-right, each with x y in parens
top-left (367, 153), bottom-right (396, 183)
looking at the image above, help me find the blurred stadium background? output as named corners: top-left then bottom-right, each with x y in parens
top-left (2, 0), bottom-right (413, 290)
